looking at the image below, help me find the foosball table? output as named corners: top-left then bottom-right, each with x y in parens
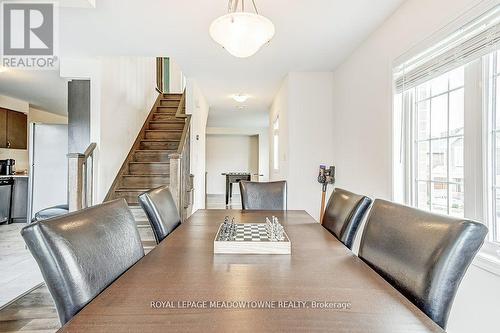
top-left (221, 172), bottom-right (252, 205)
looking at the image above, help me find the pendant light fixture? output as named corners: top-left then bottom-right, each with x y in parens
top-left (209, 0), bottom-right (275, 58)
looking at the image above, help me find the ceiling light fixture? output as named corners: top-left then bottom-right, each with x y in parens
top-left (232, 94), bottom-right (250, 103)
top-left (209, 0), bottom-right (275, 58)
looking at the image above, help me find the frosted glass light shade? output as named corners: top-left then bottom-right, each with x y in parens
top-left (210, 12), bottom-right (275, 58)
top-left (232, 94), bottom-right (249, 102)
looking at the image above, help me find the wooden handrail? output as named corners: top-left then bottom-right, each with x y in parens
top-left (175, 90), bottom-right (191, 155)
top-left (83, 142), bottom-right (97, 159)
top-left (169, 89), bottom-right (193, 220)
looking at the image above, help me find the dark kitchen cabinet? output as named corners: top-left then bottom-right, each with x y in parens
top-left (0, 108), bottom-right (27, 149)
top-left (0, 109), bottom-right (6, 147)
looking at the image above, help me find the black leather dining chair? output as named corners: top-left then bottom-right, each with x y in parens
top-left (32, 204), bottom-right (69, 222)
top-left (138, 185), bottom-right (181, 244)
top-left (21, 199), bottom-right (144, 325)
top-left (358, 199), bottom-right (488, 329)
top-left (239, 180), bottom-right (287, 210)
top-left (321, 188), bottom-right (372, 250)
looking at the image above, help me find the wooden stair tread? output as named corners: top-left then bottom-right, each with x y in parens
top-left (123, 174), bottom-right (169, 177)
top-left (115, 188), bottom-right (150, 192)
top-left (149, 120), bottom-right (185, 123)
top-left (145, 129), bottom-right (183, 131)
top-left (129, 161), bottom-right (169, 164)
top-left (106, 92), bottom-right (187, 206)
top-left (134, 149), bottom-right (176, 152)
top-left (122, 174), bottom-right (169, 177)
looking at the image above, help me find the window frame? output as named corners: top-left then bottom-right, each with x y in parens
top-left (397, 56), bottom-right (500, 276)
top-left (409, 69), bottom-right (466, 217)
top-left (272, 116), bottom-right (279, 171)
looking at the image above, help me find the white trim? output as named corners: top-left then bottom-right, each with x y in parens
top-left (474, 242), bottom-right (500, 276)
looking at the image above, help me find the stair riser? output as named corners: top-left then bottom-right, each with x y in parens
top-left (120, 176), bottom-right (169, 188)
top-left (134, 151), bottom-right (171, 162)
top-left (149, 122), bottom-right (184, 130)
top-left (113, 191), bottom-right (140, 205)
top-left (129, 163), bottom-right (170, 175)
top-left (152, 114), bottom-right (182, 121)
top-left (162, 93), bottom-right (182, 98)
top-left (145, 131), bottom-right (182, 140)
top-left (159, 101), bottom-right (179, 107)
top-left (156, 107), bottom-right (178, 113)
top-left (160, 100), bottom-right (181, 106)
top-left (140, 141), bottom-right (178, 150)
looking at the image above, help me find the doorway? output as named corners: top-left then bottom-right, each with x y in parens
top-left (206, 134), bottom-right (259, 209)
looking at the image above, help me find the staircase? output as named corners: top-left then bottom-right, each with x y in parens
top-left (105, 93), bottom-right (186, 206)
top-left (130, 206), bottom-right (156, 253)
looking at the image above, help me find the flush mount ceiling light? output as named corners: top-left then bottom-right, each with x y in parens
top-left (232, 94), bottom-right (250, 103)
top-left (210, 0), bottom-right (275, 58)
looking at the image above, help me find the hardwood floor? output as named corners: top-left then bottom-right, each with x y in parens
top-left (0, 224), bottom-right (43, 309)
top-left (0, 196), bottom-right (236, 332)
top-left (0, 284), bottom-right (59, 333)
top-left (206, 194), bottom-right (242, 209)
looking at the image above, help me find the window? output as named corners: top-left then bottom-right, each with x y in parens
top-left (273, 117), bottom-right (279, 171)
top-left (487, 51), bottom-right (500, 243)
top-left (413, 68), bottom-right (465, 217)
top-left (393, 5), bottom-right (500, 264)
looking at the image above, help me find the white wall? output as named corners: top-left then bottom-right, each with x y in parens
top-left (98, 57), bottom-right (157, 202)
top-left (186, 79), bottom-right (209, 211)
top-left (0, 95), bottom-right (29, 113)
top-left (60, 56), bottom-right (157, 202)
top-left (269, 72), bottom-right (335, 221)
top-left (207, 126), bottom-right (269, 183)
top-left (169, 58), bottom-right (185, 94)
top-left (329, 0), bottom-right (500, 332)
top-left (206, 134), bottom-right (259, 195)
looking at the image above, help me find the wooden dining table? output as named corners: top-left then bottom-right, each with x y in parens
top-left (58, 210), bottom-right (444, 332)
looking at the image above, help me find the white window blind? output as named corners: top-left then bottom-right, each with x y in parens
top-left (394, 5), bottom-right (500, 92)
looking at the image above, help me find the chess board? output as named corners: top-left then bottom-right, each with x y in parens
top-left (233, 224), bottom-right (271, 242)
top-left (214, 223), bottom-right (291, 254)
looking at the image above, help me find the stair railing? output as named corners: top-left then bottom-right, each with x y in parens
top-left (169, 91), bottom-right (194, 221)
top-left (68, 142), bottom-right (97, 212)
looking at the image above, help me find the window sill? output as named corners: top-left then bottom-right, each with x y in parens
top-left (473, 242), bottom-right (500, 276)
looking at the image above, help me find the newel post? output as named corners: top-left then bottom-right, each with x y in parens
top-left (67, 153), bottom-right (85, 212)
top-left (169, 153), bottom-right (182, 210)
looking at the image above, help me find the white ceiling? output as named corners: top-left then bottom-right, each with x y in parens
top-left (0, 69), bottom-right (68, 115)
top-left (1, 0), bottom-right (405, 123)
top-left (58, 0), bottom-right (404, 126)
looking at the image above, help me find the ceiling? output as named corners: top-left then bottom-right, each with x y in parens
top-left (58, 0), bottom-right (404, 126)
top-left (0, 69), bottom-right (68, 115)
top-left (1, 0), bottom-right (405, 123)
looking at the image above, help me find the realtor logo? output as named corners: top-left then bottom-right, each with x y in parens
top-left (1, 2), bottom-right (58, 69)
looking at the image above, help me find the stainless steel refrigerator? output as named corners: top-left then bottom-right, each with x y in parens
top-left (27, 123), bottom-right (68, 221)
